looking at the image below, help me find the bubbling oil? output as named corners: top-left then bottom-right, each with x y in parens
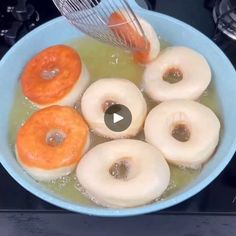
top-left (9, 37), bottom-right (221, 207)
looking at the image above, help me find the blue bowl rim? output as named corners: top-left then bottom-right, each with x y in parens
top-left (0, 11), bottom-right (236, 217)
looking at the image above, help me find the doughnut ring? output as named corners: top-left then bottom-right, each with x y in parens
top-left (143, 47), bottom-right (211, 102)
top-left (16, 105), bottom-right (89, 181)
top-left (81, 78), bottom-right (147, 139)
top-left (21, 45), bottom-right (90, 108)
top-left (109, 10), bottom-right (160, 64)
top-left (144, 100), bottom-right (220, 169)
top-left (76, 139), bottom-right (170, 208)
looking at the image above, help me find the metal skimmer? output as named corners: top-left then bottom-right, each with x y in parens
top-left (52, 0), bottom-right (147, 51)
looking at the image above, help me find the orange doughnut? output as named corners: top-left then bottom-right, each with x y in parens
top-left (16, 105), bottom-right (89, 181)
top-left (108, 11), bottom-right (160, 64)
top-left (109, 12), bottom-right (148, 51)
top-left (21, 45), bottom-right (90, 108)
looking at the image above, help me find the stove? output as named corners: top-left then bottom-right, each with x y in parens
top-left (1, 0), bottom-right (236, 234)
top-left (212, 0), bottom-right (236, 40)
top-left (210, 0), bottom-right (236, 65)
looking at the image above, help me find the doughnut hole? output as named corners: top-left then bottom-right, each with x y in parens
top-left (102, 100), bottom-right (116, 112)
top-left (171, 123), bottom-right (191, 142)
top-left (109, 158), bottom-right (137, 181)
top-left (46, 129), bottom-right (66, 147)
top-left (163, 67), bottom-right (183, 84)
top-left (41, 63), bottom-right (60, 80)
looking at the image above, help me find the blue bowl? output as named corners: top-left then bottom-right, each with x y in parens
top-left (0, 0), bottom-right (236, 216)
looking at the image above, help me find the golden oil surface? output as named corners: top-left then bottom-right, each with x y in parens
top-left (9, 37), bottom-right (221, 206)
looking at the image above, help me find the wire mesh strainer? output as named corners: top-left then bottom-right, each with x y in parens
top-left (52, 0), bottom-right (147, 51)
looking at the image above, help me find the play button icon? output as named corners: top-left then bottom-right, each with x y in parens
top-left (104, 104), bottom-right (132, 132)
top-left (113, 113), bottom-right (124, 123)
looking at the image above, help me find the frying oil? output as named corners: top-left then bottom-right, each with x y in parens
top-left (9, 37), bottom-right (221, 206)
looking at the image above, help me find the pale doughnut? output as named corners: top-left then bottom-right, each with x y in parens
top-left (144, 100), bottom-right (220, 169)
top-left (81, 78), bottom-right (147, 139)
top-left (143, 47), bottom-right (211, 102)
top-left (76, 139), bottom-right (170, 208)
